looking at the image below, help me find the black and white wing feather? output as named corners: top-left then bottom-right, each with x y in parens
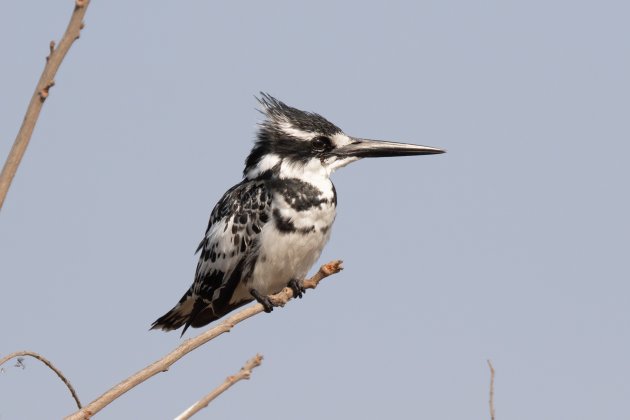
top-left (151, 179), bottom-right (271, 334)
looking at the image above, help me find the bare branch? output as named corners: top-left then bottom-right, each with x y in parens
top-left (0, 0), bottom-right (91, 211)
top-left (175, 354), bottom-right (263, 420)
top-left (0, 350), bottom-right (82, 409)
top-left (65, 260), bottom-right (343, 420)
top-left (487, 359), bottom-right (495, 420)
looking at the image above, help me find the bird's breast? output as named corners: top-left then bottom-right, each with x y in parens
top-left (246, 185), bottom-right (336, 296)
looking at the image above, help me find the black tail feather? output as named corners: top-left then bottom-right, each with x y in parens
top-left (151, 289), bottom-right (196, 333)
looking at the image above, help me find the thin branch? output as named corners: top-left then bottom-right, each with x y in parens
top-left (0, 0), bottom-right (91, 211)
top-left (65, 260), bottom-right (343, 420)
top-left (0, 350), bottom-right (82, 409)
top-left (175, 354), bottom-right (263, 420)
top-left (487, 359), bottom-right (495, 420)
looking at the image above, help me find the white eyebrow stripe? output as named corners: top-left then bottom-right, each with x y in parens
top-left (278, 122), bottom-right (315, 141)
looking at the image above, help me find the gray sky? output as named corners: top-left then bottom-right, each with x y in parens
top-left (1, 1), bottom-right (629, 419)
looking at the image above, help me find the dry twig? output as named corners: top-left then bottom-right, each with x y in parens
top-left (64, 260), bottom-right (343, 420)
top-left (0, 0), bottom-right (91, 211)
top-left (0, 350), bottom-right (82, 409)
top-left (487, 359), bottom-right (496, 420)
top-left (174, 354), bottom-right (263, 420)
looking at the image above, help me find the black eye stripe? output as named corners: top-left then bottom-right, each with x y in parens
top-left (312, 136), bottom-right (332, 151)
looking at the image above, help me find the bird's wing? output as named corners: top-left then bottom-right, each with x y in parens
top-left (151, 179), bottom-right (272, 333)
top-left (191, 180), bottom-right (271, 313)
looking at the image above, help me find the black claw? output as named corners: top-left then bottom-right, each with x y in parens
top-left (250, 288), bottom-right (275, 313)
top-left (288, 279), bottom-right (306, 299)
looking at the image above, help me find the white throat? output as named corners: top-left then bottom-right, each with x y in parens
top-left (279, 158), bottom-right (334, 199)
top-left (246, 154), bottom-right (336, 200)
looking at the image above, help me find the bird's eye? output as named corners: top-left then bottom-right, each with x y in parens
top-left (312, 136), bottom-right (332, 152)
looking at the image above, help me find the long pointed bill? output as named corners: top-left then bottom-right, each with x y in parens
top-left (335, 137), bottom-right (445, 158)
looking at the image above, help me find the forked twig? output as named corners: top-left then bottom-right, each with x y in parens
top-left (0, 350), bottom-right (81, 409)
top-left (0, 0), bottom-right (91, 210)
top-left (175, 354), bottom-right (263, 419)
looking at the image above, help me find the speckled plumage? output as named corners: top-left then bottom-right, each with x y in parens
top-left (151, 93), bottom-right (444, 334)
top-left (151, 174), bottom-right (335, 334)
top-left (151, 96), bottom-right (340, 334)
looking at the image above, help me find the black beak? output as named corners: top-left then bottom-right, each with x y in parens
top-left (335, 137), bottom-right (445, 158)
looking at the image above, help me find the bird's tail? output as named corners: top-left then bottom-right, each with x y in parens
top-left (151, 288), bottom-right (201, 335)
top-left (151, 288), bottom-right (250, 336)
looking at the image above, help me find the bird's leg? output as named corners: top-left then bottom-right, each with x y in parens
top-left (288, 278), bottom-right (306, 299)
top-left (250, 288), bottom-right (276, 313)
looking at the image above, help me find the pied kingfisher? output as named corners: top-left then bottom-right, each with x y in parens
top-left (151, 94), bottom-right (444, 335)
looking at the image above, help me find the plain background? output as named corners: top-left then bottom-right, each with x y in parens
top-left (1, 1), bottom-right (629, 419)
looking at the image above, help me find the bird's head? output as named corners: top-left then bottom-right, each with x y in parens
top-left (244, 93), bottom-right (445, 179)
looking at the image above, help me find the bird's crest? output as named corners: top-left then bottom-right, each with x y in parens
top-left (256, 93), bottom-right (341, 141)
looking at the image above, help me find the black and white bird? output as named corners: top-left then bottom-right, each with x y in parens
top-left (151, 94), bottom-right (444, 335)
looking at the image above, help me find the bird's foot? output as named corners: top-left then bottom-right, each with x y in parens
top-left (250, 288), bottom-right (276, 313)
top-left (288, 279), bottom-right (306, 299)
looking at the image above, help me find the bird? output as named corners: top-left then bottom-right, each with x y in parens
top-left (151, 93), bottom-right (444, 335)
